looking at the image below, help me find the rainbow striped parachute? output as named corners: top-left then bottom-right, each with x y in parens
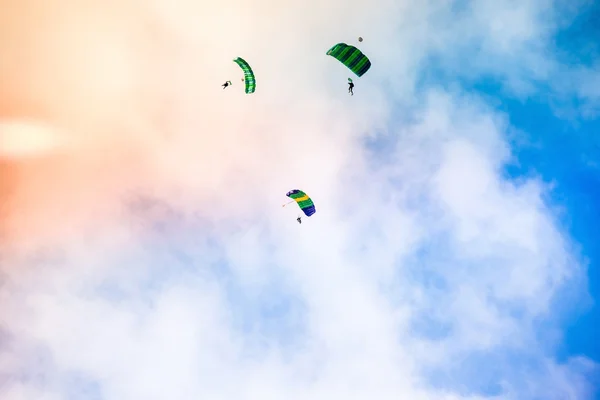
top-left (286, 190), bottom-right (316, 217)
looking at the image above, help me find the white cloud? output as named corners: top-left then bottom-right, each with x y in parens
top-left (0, 0), bottom-right (597, 399)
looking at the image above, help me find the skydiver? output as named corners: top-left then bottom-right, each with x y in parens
top-left (222, 80), bottom-right (232, 89)
top-left (297, 217), bottom-right (302, 224)
top-left (348, 80), bottom-right (354, 95)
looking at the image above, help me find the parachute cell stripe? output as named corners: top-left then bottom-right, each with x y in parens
top-left (286, 190), bottom-right (316, 217)
top-left (233, 57), bottom-right (256, 94)
top-left (326, 43), bottom-right (371, 77)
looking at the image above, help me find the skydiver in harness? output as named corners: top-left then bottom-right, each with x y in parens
top-left (297, 217), bottom-right (302, 224)
top-left (222, 80), bottom-right (232, 89)
top-left (348, 79), bottom-right (354, 96)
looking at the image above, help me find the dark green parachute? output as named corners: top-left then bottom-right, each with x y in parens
top-left (233, 57), bottom-right (256, 94)
top-left (326, 43), bottom-right (371, 77)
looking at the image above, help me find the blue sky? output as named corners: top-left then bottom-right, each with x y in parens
top-left (501, 92), bottom-right (600, 362)
top-left (408, 0), bottom-right (600, 369)
top-left (490, 6), bottom-right (600, 364)
top-left (360, 1), bottom-right (600, 394)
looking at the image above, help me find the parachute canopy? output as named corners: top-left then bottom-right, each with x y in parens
top-left (286, 190), bottom-right (316, 217)
top-left (233, 57), bottom-right (256, 93)
top-left (326, 43), bottom-right (371, 77)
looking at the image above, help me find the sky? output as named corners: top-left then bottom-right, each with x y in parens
top-left (1, 0), bottom-right (599, 399)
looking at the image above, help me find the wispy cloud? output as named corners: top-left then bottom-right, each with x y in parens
top-left (0, 0), bottom-right (597, 399)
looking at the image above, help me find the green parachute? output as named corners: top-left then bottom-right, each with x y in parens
top-left (326, 43), bottom-right (371, 77)
top-left (233, 57), bottom-right (256, 94)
